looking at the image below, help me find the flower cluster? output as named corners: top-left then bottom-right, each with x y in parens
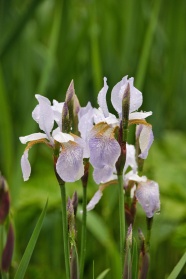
top-left (20, 76), bottom-right (160, 218)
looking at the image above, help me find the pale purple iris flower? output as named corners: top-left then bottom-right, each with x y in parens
top-left (20, 94), bottom-right (84, 182)
top-left (135, 180), bottom-right (160, 218)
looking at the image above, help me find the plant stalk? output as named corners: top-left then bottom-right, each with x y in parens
top-left (60, 183), bottom-right (70, 279)
top-left (80, 186), bottom-right (87, 279)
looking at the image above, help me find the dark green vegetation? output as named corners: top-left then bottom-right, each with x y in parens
top-left (0, 0), bottom-right (186, 278)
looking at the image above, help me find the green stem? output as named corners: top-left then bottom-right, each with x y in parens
top-left (80, 186), bottom-right (87, 279)
top-left (60, 183), bottom-right (70, 279)
top-left (118, 174), bottom-right (125, 278)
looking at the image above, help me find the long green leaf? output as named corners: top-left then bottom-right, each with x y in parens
top-left (166, 252), bottom-right (186, 279)
top-left (96, 268), bottom-right (110, 279)
top-left (14, 200), bottom-right (48, 279)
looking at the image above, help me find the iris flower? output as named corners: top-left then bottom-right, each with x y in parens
top-left (20, 93), bottom-right (84, 182)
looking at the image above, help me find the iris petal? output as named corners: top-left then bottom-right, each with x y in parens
top-left (32, 94), bottom-right (54, 138)
top-left (135, 180), bottom-right (160, 218)
top-left (138, 125), bottom-right (154, 159)
top-left (21, 150), bottom-right (31, 181)
top-left (89, 124), bottom-right (121, 169)
top-left (97, 77), bottom-right (109, 117)
top-left (56, 142), bottom-right (84, 182)
top-left (19, 133), bottom-right (48, 144)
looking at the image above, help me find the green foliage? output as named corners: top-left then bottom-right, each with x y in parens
top-left (14, 200), bottom-right (48, 279)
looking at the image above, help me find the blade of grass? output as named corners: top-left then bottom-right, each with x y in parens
top-left (166, 252), bottom-right (186, 279)
top-left (96, 268), bottom-right (110, 279)
top-left (14, 199), bottom-right (48, 279)
top-left (135, 0), bottom-right (161, 90)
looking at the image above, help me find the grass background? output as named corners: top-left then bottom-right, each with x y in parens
top-left (0, 0), bottom-right (186, 278)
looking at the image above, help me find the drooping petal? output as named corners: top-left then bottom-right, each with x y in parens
top-left (21, 150), bottom-right (31, 181)
top-left (111, 76), bottom-right (142, 115)
top-left (52, 127), bottom-right (74, 143)
top-left (56, 142), bottom-right (84, 182)
top-left (86, 190), bottom-right (103, 211)
top-left (52, 100), bottom-right (64, 130)
top-left (138, 125), bottom-right (154, 159)
top-left (32, 94), bottom-right (54, 138)
top-left (93, 165), bottom-right (115, 184)
top-left (129, 111), bottom-right (152, 120)
top-left (19, 133), bottom-right (48, 144)
top-left (89, 123), bottom-right (121, 169)
top-left (97, 77), bottom-right (109, 117)
top-left (135, 180), bottom-right (160, 218)
top-left (124, 144), bottom-right (138, 173)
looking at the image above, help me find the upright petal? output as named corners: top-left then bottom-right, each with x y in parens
top-left (138, 125), bottom-right (154, 159)
top-left (21, 150), bottom-right (31, 181)
top-left (56, 142), bottom-right (84, 182)
top-left (135, 180), bottom-right (160, 218)
top-left (124, 144), bottom-right (137, 173)
top-left (89, 123), bottom-right (121, 169)
top-left (97, 77), bottom-right (109, 117)
top-left (111, 76), bottom-right (143, 115)
top-left (52, 100), bottom-right (64, 130)
top-left (32, 94), bottom-right (54, 138)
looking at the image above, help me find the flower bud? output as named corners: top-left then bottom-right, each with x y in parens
top-left (135, 180), bottom-right (160, 218)
top-left (0, 175), bottom-right (10, 224)
top-left (1, 222), bottom-right (14, 272)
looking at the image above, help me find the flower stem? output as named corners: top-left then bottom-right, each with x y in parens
top-left (60, 183), bottom-right (70, 279)
top-left (118, 173), bottom-right (125, 278)
top-left (80, 186), bottom-right (87, 279)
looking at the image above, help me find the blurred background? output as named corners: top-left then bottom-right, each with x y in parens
top-left (0, 0), bottom-right (186, 278)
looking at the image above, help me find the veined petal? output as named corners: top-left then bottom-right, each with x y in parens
top-left (86, 190), bottom-right (103, 211)
top-left (89, 123), bottom-right (121, 169)
top-left (56, 142), bottom-right (84, 182)
top-left (97, 77), bottom-right (109, 117)
top-left (129, 111), bottom-right (152, 120)
top-left (135, 180), bottom-right (160, 218)
top-left (19, 133), bottom-right (48, 144)
top-left (52, 127), bottom-right (74, 143)
top-left (52, 100), bottom-right (64, 130)
top-left (93, 165), bottom-right (114, 184)
top-left (124, 144), bottom-right (137, 173)
top-left (32, 94), bottom-right (54, 138)
top-left (21, 150), bottom-right (31, 181)
top-left (138, 125), bottom-right (154, 159)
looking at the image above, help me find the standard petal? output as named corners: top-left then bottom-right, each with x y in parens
top-left (78, 103), bottom-right (94, 141)
top-left (93, 165), bottom-right (114, 184)
top-left (138, 125), bottom-right (154, 159)
top-left (97, 77), bottom-right (109, 117)
top-left (135, 180), bottom-right (160, 218)
top-left (32, 94), bottom-right (54, 138)
top-left (128, 77), bottom-right (143, 113)
top-left (111, 76), bottom-right (128, 114)
top-left (52, 100), bottom-right (64, 130)
top-left (19, 133), bottom-right (48, 144)
top-left (56, 142), bottom-right (84, 182)
top-left (52, 127), bottom-right (74, 143)
top-left (86, 190), bottom-right (103, 211)
top-left (89, 123), bottom-right (121, 169)
top-left (129, 111), bottom-right (152, 120)
top-left (21, 150), bottom-right (31, 181)
top-left (124, 144), bottom-right (138, 173)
